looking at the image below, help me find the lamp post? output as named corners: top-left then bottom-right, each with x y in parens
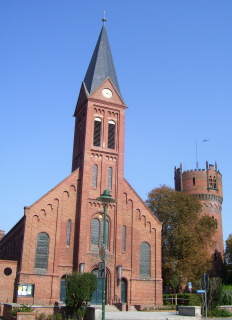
top-left (96, 190), bottom-right (115, 320)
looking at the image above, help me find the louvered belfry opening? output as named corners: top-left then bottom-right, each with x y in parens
top-left (108, 121), bottom-right (115, 149)
top-left (93, 118), bottom-right (101, 146)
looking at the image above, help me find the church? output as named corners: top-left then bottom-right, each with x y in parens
top-left (0, 20), bottom-right (163, 309)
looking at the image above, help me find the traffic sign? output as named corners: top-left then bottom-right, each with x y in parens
top-left (98, 261), bottom-right (106, 279)
top-left (197, 290), bottom-right (206, 293)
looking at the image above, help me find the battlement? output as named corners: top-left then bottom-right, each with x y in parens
top-left (183, 169), bottom-right (206, 173)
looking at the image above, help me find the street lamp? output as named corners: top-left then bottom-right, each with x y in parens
top-left (96, 190), bottom-right (115, 320)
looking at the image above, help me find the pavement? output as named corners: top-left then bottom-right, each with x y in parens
top-left (105, 311), bottom-right (232, 320)
top-left (105, 311), bottom-right (199, 320)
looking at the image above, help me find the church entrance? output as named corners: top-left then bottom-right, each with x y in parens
top-left (90, 269), bottom-right (106, 305)
top-left (121, 278), bottom-right (127, 303)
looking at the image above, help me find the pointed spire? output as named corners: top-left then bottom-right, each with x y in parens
top-left (83, 21), bottom-right (121, 95)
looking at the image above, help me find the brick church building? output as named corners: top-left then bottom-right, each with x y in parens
top-left (0, 21), bottom-right (163, 308)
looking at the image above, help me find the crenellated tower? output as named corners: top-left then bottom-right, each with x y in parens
top-left (174, 161), bottom-right (224, 276)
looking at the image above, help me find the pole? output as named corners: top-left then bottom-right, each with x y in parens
top-left (102, 204), bottom-right (107, 320)
top-left (205, 289), bottom-right (207, 320)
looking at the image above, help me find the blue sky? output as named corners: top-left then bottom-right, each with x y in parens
top-left (1, 1), bottom-right (232, 245)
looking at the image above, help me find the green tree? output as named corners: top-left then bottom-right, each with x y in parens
top-left (146, 185), bottom-right (217, 286)
top-left (66, 272), bottom-right (97, 320)
top-left (225, 234), bottom-right (232, 283)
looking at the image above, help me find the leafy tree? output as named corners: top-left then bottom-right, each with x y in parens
top-left (66, 272), bottom-right (97, 320)
top-left (146, 185), bottom-right (217, 286)
top-left (225, 234), bottom-right (232, 283)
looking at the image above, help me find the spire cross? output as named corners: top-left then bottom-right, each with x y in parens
top-left (102, 11), bottom-right (107, 25)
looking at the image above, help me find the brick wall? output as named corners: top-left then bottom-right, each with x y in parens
top-left (0, 260), bottom-right (17, 303)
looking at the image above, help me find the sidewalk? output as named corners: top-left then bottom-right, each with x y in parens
top-left (105, 311), bottom-right (200, 320)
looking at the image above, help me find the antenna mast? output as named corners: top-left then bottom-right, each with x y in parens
top-left (195, 138), bottom-right (199, 169)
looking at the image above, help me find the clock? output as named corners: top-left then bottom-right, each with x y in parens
top-left (102, 88), bottom-right (113, 98)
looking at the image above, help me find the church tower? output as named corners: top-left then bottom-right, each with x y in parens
top-left (174, 162), bottom-right (224, 276)
top-left (71, 22), bottom-right (127, 270)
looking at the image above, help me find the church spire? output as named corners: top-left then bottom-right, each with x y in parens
top-left (83, 21), bottom-right (121, 95)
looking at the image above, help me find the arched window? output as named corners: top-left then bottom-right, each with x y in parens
top-left (91, 219), bottom-right (100, 246)
top-left (122, 225), bottom-right (126, 252)
top-left (108, 167), bottom-right (113, 190)
top-left (93, 164), bottom-right (98, 188)
top-left (66, 219), bottom-right (71, 246)
top-left (140, 242), bottom-right (150, 277)
top-left (93, 117), bottom-right (102, 147)
top-left (91, 218), bottom-right (109, 249)
top-left (35, 232), bottom-right (49, 271)
top-left (108, 120), bottom-right (115, 149)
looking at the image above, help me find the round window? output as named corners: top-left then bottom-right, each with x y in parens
top-left (4, 267), bottom-right (12, 276)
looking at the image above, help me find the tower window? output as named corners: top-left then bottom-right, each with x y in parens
top-left (209, 175), bottom-right (217, 189)
top-left (108, 120), bottom-right (115, 149)
top-left (193, 177), bottom-right (195, 186)
top-left (93, 164), bottom-right (98, 188)
top-left (140, 242), bottom-right (150, 277)
top-left (35, 232), bottom-right (49, 271)
top-left (108, 167), bottom-right (113, 190)
top-left (93, 117), bottom-right (102, 147)
top-left (213, 176), bottom-right (217, 188)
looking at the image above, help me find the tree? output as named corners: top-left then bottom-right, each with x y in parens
top-left (225, 234), bottom-right (232, 283)
top-left (146, 185), bottom-right (217, 286)
top-left (66, 272), bottom-right (97, 319)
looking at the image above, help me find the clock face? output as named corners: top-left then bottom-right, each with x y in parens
top-left (102, 88), bottom-right (113, 98)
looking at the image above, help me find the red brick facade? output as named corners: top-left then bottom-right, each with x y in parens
top-left (174, 162), bottom-right (224, 276)
top-left (0, 260), bottom-right (17, 303)
top-left (0, 26), bottom-right (163, 308)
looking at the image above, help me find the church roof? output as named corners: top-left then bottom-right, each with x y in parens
top-left (83, 25), bottom-right (121, 95)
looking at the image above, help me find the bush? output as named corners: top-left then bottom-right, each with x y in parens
top-left (10, 305), bottom-right (34, 316)
top-left (37, 314), bottom-right (62, 320)
top-left (207, 308), bottom-right (232, 318)
top-left (66, 272), bottom-right (97, 320)
top-left (220, 286), bottom-right (232, 305)
top-left (163, 293), bottom-right (201, 306)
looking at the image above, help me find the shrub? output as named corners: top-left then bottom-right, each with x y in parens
top-left (220, 286), bottom-right (232, 305)
top-left (207, 308), bottom-right (232, 318)
top-left (66, 272), bottom-right (97, 320)
top-left (163, 293), bottom-right (200, 306)
top-left (10, 305), bottom-right (34, 316)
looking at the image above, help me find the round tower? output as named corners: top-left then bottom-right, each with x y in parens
top-left (174, 161), bottom-right (224, 276)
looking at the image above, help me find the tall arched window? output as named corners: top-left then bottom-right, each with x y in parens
top-left (93, 117), bottom-right (102, 147)
top-left (122, 225), bottom-right (126, 252)
top-left (35, 232), bottom-right (49, 271)
top-left (108, 120), bottom-right (115, 149)
top-left (108, 167), bottom-right (113, 190)
top-left (93, 164), bottom-right (98, 188)
top-left (140, 242), bottom-right (150, 277)
top-left (91, 219), bottom-right (100, 246)
top-left (66, 219), bottom-right (71, 246)
top-left (91, 218), bottom-right (109, 249)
